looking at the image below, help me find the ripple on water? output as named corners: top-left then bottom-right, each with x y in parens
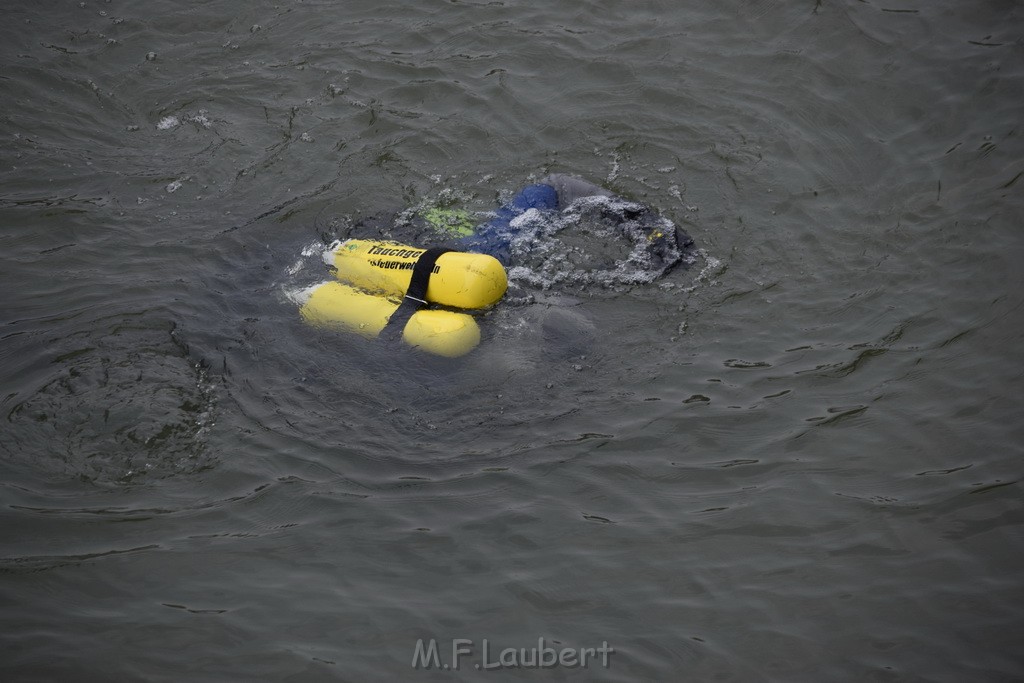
top-left (1, 318), bottom-right (216, 486)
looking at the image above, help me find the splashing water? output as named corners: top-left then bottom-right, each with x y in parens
top-left (506, 195), bottom-right (697, 292)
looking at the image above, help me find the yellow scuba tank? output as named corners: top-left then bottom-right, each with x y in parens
top-left (297, 281), bottom-right (481, 357)
top-left (324, 239), bottom-right (507, 310)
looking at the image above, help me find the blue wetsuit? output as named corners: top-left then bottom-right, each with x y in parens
top-left (458, 183), bottom-right (559, 264)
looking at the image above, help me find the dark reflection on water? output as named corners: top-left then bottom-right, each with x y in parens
top-left (2, 0), bottom-right (1023, 680)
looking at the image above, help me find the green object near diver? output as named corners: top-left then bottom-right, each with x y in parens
top-left (420, 207), bottom-right (476, 237)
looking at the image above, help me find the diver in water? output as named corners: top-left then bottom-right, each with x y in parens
top-left (347, 173), bottom-right (696, 278)
top-left (298, 174), bottom-right (696, 358)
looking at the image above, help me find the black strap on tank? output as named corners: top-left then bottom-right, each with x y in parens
top-left (380, 247), bottom-right (452, 342)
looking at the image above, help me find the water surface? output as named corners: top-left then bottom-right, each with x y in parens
top-left (2, 0), bottom-right (1022, 680)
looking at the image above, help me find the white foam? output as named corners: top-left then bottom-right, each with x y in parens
top-left (509, 208), bottom-right (543, 229)
top-left (681, 249), bottom-right (724, 293)
top-left (504, 194), bottom-right (688, 291)
top-left (321, 239), bottom-right (343, 266)
top-left (607, 151), bottom-right (620, 182)
top-left (156, 115), bottom-right (180, 130)
top-left (186, 111), bottom-right (212, 129)
top-left (283, 283), bottom-right (322, 306)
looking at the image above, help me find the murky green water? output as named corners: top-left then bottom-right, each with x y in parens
top-left (2, 0), bottom-right (1022, 680)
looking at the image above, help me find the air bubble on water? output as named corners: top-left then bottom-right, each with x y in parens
top-left (504, 195), bottom-right (689, 292)
top-left (700, 251), bottom-right (722, 275)
top-left (301, 240), bottom-right (323, 258)
top-left (283, 283), bottom-right (320, 306)
top-left (191, 364), bottom-right (217, 440)
top-left (681, 249), bottom-right (724, 293)
top-left (300, 132), bottom-right (314, 143)
top-left (509, 208), bottom-right (543, 230)
top-left (156, 115), bottom-right (179, 130)
top-left (185, 110), bottom-right (212, 128)
top-left (607, 151), bottom-right (621, 183)
top-left (321, 239), bottom-right (342, 266)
